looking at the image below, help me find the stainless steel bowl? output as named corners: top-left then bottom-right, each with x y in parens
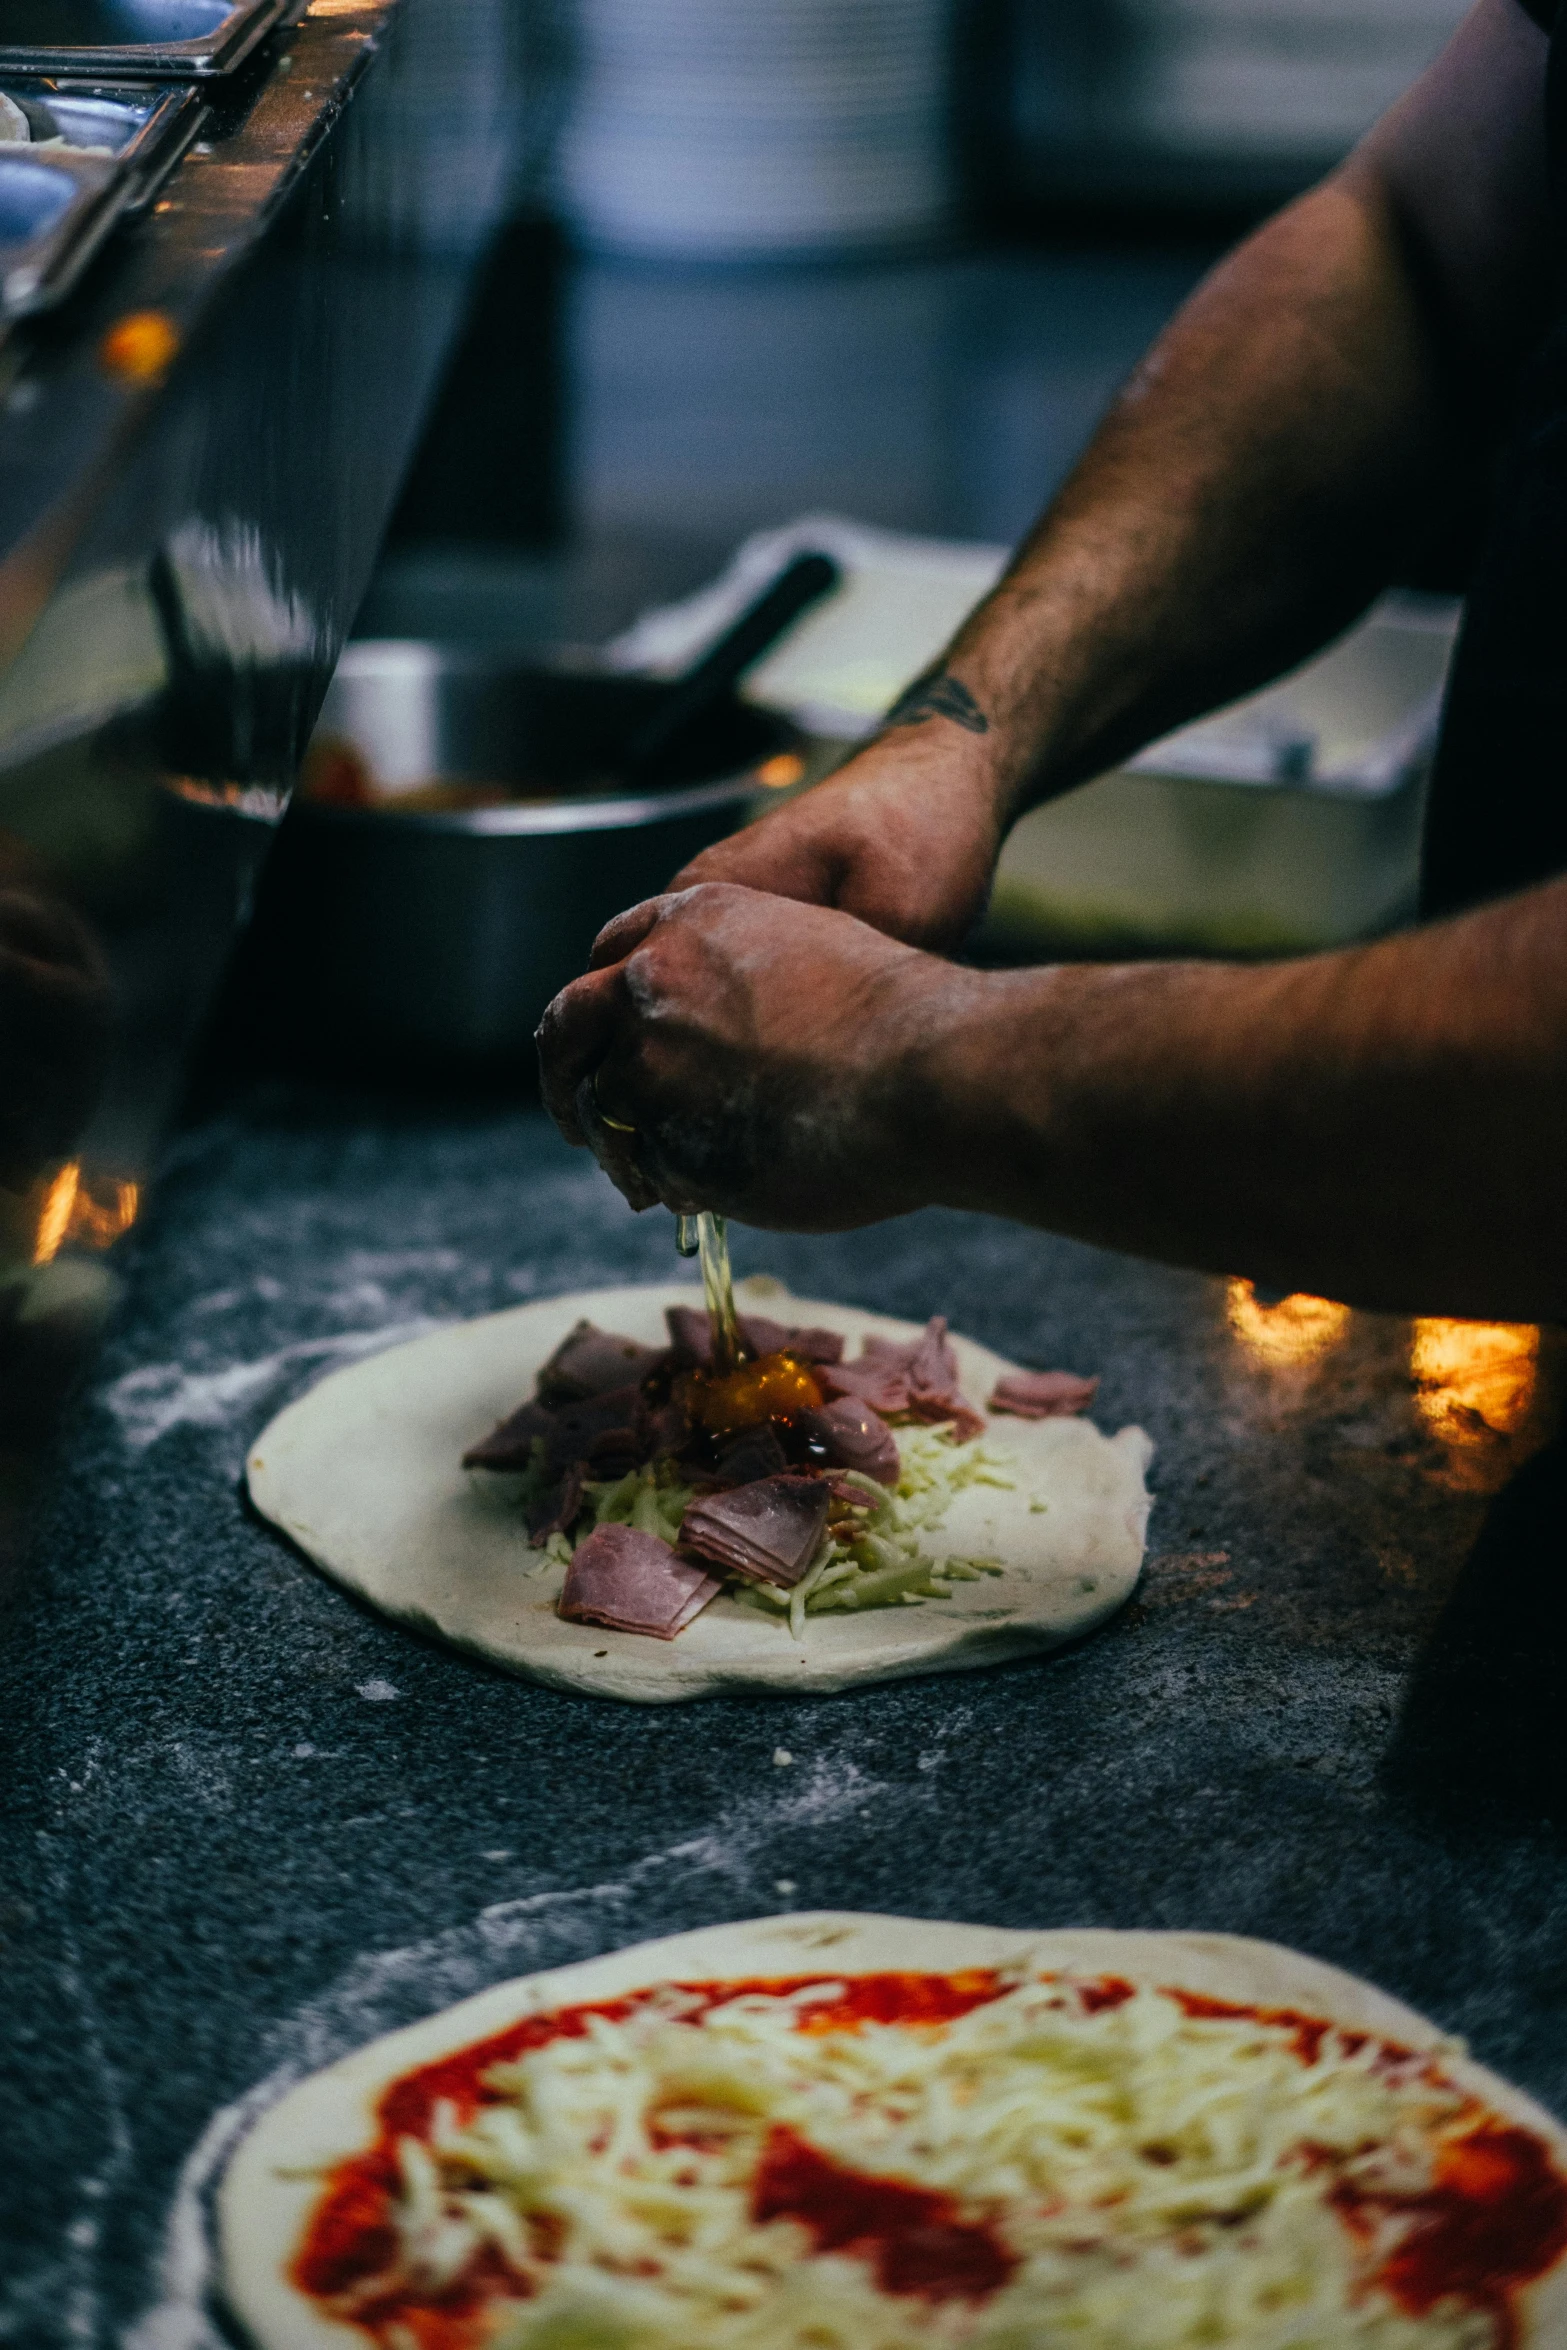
top-left (237, 642), bottom-right (799, 1073)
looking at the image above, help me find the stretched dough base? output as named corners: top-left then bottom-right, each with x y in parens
top-left (246, 1279), bottom-right (1154, 1704)
top-left (222, 1911), bottom-right (1567, 2350)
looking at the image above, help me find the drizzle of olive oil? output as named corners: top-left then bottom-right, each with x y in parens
top-left (674, 1210), bottom-right (740, 1374)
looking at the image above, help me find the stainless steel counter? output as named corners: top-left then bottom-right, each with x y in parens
top-left (0, 0), bottom-right (525, 1575)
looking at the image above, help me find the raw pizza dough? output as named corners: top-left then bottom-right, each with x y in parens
top-left (221, 1909), bottom-right (1567, 2350)
top-left (246, 1278), bottom-right (1153, 1704)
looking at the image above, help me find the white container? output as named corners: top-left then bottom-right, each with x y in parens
top-left (979, 595), bottom-right (1460, 958)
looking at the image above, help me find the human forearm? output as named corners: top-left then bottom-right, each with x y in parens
top-left (669, 4), bottom-right (1546, 953)
top-left (671, 169), bottom-right (1460, 949)
top-left (915, 877), bottom-right (1567, 1319)
top-left (926, 0), bottom-right (1550, 821)
top-left (540, 874), bottom-right (1567, 1322)
top-left (933, 173), bottom-right (1458, 823)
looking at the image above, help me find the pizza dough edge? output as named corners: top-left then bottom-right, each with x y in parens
top-left (219, 1909), bottom-right (1567, 2350)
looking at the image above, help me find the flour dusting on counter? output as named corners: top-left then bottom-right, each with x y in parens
top-left (102, 1320), bottom-right (446, 1452)
top-left (122, 1752), bottom-right (884, 2349)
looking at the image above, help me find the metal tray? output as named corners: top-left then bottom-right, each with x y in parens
top-left (0, 80), bottom-right (201, 318)
top-left (0, 149), bottom-right (117, 314)
top-left (0, 0), bottom-right (290, 81)
top-left (1, 76), bottom-right (205, 211)
top-left (0, 77), bottom-right (204, 312)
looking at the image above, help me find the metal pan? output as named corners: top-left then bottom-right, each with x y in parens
top-left (0, 0), bottom-right (290, 81)
top-left (1, 77), bottom-right (206, 210)
top-left (232, 643), bottom-right (803, 1073)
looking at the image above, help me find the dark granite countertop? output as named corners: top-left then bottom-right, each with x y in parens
top-left (3, 1081), bottom-right (1566, 2344)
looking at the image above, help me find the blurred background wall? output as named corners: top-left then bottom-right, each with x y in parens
top-left (338, 0), bottom-right (1477, 1012)
top-left (996, 0), bottom-right (1471, 215)
top-left (546, 0), bottom-right (1473, 261)
top-left (385, 0), bottom-right (1479, 592)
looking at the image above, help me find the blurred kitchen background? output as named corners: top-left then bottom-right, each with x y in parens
top-left (274, 0), bottom-right (1471, 1076)
top-left (0, 0), bottom-right (1476, 1570)
top-left (367, 0), bottom-right (1473, 619)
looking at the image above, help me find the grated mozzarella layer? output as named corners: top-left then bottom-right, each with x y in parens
top-left (309, 1968), bottom-right (1515, 2349)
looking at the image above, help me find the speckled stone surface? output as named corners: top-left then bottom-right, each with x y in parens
top-left (3, 1084), bottom-right (1566, 2345)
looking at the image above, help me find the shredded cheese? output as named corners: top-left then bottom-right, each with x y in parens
top-left (308, 1970), bottom-right (1515, 2349)
top-left (522, 1430), bottom-right (1019, 1634)
top-left (737, 1429), bottom-right (1016, 1637)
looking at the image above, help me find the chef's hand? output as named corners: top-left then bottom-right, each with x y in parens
top-left (537, 883), bottom-right (977, 1227)
top-left (667, 720), bottom-right (1008, 955)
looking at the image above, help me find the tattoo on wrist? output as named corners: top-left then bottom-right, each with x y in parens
top-left (882, 671), bottom-right (990, 735)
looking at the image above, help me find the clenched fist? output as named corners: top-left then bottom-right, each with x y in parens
top-left (536, 883), bottom-right (986, 1230)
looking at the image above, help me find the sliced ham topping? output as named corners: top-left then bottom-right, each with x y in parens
top-left (988, 1369), bottom-right (1099, 1420)
top-left (462, 1397), bottom-right (554, 1471)
top-left (582, 1427), bottom-right (645, 1479)
top-left (735, 1313), bottom-right (845, 1365)
top-left (539, 1384), bottom-right (646, 1476)
top-left (666, 1304), bottom-right (722, 1367)
top-left (796, 1397), bottom-right (900, 1487)
top-left (464, 1380), bottom-right (654, 1479)
top-left (560, 1524), bottom-right (721, 1639)
top-left (527, 1460), bottom-right (585, 1546)
top-left (680, 1474), bottom-right (831, 1590)
top-left (816, 1354), bottom-right (911, 1417)
top-left (821, 1316), bottom-right (984, 1439)
top-left (666, 1304), bottom-right (846, 1368)
top-left (710, 1421), bottom-right (789, 1487)
top-left (904, 1317), bottom-right (987, 1442)
top-left (538, 1320), bottom-right (668, 1404)
top-left (642, 1394), bottom-right (693, 1460)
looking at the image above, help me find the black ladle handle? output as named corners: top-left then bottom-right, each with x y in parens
top-left (619, 549), bottom-right (841, 780)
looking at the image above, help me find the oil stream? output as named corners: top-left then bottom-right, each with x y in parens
top-left (676, 1211), bottom-right (740, 1374)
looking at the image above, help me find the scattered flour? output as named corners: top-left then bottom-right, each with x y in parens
top-left (0, 1926), bottom-right (132, 2350)
top-left (120, 1755), bottom-right (885, 2350)
top-left (101, 1321), bottom-right (445, 1452)
top-left (338, 1250), bottom-right (464, 1280)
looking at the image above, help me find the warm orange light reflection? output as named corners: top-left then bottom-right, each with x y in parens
top-left (33, 1164), bottom-right (140, 1266)
top-left (166, 775), bottom-right (289, 821)
top-left (33, 1163), bottom-right (78, 1265)
top-left (99, 310), bottom-right (180, 386)
top-left (755, 754), bottom-right (806, 790)
top-left (1226, 1279), bottom-right (1351, 1367)
top-left (1411, 1319), bottom-right (1539, 1459)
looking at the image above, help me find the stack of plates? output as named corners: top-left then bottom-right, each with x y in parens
top-left (556, 0), bottom-right (955, 261)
